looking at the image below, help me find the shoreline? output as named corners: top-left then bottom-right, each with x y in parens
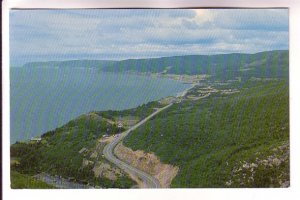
top-left (11, 71), bottom-right (195, 145)
top-left (10, 77), bottom-right (197, 189)
top-left (176, 83), bottom-right (197, 98)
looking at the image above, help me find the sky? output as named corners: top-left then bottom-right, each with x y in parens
top-left (9, 9), bottom-right (288, 66)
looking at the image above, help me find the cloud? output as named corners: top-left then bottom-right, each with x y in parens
top-left (210, 9), bottom-right (288, 31)
top-left (9, 9), bottom-right (288, 66)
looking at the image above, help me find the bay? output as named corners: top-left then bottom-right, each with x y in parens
top-left (10, 67), bottom-right (190, 144)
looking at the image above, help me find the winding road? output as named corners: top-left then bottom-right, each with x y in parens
top-left (103, 103), bottom-right (173, 188)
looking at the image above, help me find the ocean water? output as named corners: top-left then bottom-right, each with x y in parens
top-left (10, 67), bottom-right (190, 144)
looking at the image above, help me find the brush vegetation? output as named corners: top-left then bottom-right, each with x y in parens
top-left (11, 171), bottom-right (55, 189)
top-left (10, 113), bottom-right (136, 188)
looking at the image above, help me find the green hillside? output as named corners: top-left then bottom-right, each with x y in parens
top-left (11, 171), bottom-right (55, 189)
top-left (23, 50), bottom-right (289, 81)
top-left (123, 79), bottom-right (289, 187)
top-left (103, 50), bottom-right (289, 80)
top-left (10, 113), bottom-right (135, 188)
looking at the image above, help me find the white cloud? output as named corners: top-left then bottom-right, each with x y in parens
top-left (9, 9), bottom-right (288, 65)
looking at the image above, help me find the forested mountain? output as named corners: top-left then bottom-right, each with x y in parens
top-left (23, 50), bottom-right (288, 80)
top-left (124, 80), bottom-right (289, 187)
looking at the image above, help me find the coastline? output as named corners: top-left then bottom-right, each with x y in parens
top-left (10, 75), bottom-right (197, 189)
top-left (11, 70), bottom-right (195, 144)
top-left (176, 83), bottom-right (197, 98)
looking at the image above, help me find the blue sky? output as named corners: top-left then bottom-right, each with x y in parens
top-left (10, 9), bottom-right (288, 66)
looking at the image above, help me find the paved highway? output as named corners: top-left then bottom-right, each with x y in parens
top-left (103, 103), bottom-right (173, 188)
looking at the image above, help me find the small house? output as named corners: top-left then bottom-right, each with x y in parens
top-left (30, 137), bottom-right (42, 142)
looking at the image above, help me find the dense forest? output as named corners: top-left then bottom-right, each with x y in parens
top-left (124, 80), bottom-right (289, 187)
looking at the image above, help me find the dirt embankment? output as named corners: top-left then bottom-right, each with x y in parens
top-left (114, 143), bottom-right (179, 188)
top-left (81, 136), bottom-right (125, 181)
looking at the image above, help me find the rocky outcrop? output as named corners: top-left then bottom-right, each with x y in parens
top-left (226, 142), bottom-right (289, 187)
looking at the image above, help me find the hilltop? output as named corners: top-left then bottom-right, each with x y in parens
top-left (11, 112), bottom-right (135, 188)
top-left (23, 50), bottom-right (288, 81)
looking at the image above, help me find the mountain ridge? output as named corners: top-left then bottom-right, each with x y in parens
top-left (22, 50), bottom-right (289, 81)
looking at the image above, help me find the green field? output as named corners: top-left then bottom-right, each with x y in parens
top-left (124, 80), bottom-right (289, 187)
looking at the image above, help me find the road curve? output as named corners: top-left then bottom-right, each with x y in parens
top-left (103, 103), bottom-right (173, 188)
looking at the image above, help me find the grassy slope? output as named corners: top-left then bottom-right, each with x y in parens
top-left (11, 113), bottom-right (135, 188)
top-left (123, 80), bottom-right (289, 187)
top-left (11, 171), bottom-right (55, 189)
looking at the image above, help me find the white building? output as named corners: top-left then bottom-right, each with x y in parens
top-left (30, 137), bottom-right (42, 142)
